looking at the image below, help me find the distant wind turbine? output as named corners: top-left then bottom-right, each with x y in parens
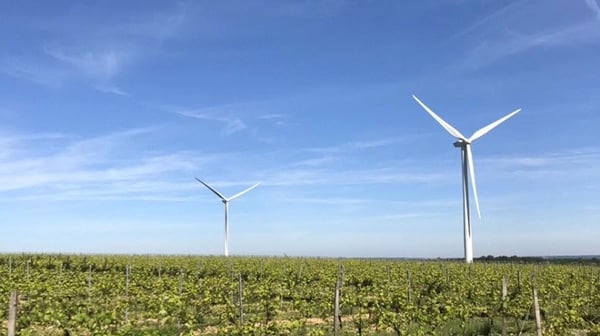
top-left (195, 178), bottom-right (260, 257)
top-left (412, 95), bottom-right (521, 263)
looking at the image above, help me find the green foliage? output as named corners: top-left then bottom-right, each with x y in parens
top-left (1, 254), bottom-right (600, 335)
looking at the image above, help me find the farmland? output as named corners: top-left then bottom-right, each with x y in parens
top-left (2, 254), bottom-right (600, 335)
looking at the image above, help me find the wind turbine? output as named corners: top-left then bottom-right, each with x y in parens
top-left (412, 95), bottom-right (520, 263)
top-left (195, 178), bottom-right (260, 257)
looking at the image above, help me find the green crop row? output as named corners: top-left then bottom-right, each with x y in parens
top-left (1, 254), bottom-right (600, 335)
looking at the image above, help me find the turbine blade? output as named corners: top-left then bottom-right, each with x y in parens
top-left (469, 108), bottom-right (521, 142)
top-left (412, 95), bottom-right (466, 140)
top-left (195, 178), bottom-right (227, 201)
top-left (228, 182), bottom-right (261, 201)
top-left (465, 145), bottom-right (481, 219)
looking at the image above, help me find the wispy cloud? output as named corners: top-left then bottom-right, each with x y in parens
top-left (464, 23), bottom-right (600, 70)
top-left (291, 156), bottom-right (339, 167)
top-left (479, 148), bottom-right (600, 181)
top-left (145, 99), bottom-right (289, 143)
top-left (210, 0), bottom-right (349, 20)
top-left (282, 197), bottom-right (374, 205)
top-left (281, 196), bottom-right (459, 208)
top-left (174, 105), bottom-right (247, 135)
top-left (363, 212), bottom-right (438, 221)
top-left (44, 45), bottom-right (131, 81)
top-left (264, 166), bottom-right (450, 187)
top-left (0, 132), bottom-right (67, 160)
top-left (2, 3), bottom-right (188, 94)
top-left (307, 135), bottom-right (420, 154)
top-left (0, 128), bottom-right (216, 200)
top-left (46, 4), bottom-right (188, 82)
top-left (93, 84), bottom-right (130, 97)
top-left (257, 113), bottom-right (286, 126)
top-left (585, 0), bottom-right (600, 20)
top-left (105, 4), bottom-right (187, 42)
top-left (0, 57), bottom-right (70, 88)
top-left (448, 1), bottom-right (526, 42)
top-left (457, 1), bottom-right (600, 70)
top-left (482, 148), bottom-right (600, 168)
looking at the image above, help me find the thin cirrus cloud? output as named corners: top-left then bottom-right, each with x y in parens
top-left (281, 196), bottom-right (459, 209)
top-left (1, 125), bottom-right (449, 202)
top-left (0, 128), bottom-right (210, 199)
top-left (148, 98), bottom-right (288, 136)
top-left (305, 135), bottom-right (422, 154)
top-left (43, 45), bottom-right (131, 81)
top-left (447, 1), bottom-right (527, 43)
top-left (257, 113), bottom-right (286, 126)
top-left (464, 23), bottom-right (600, 70)
top-left (171, 103), bottom-right (289, 135)
top-left (477, 148), bottom-right (600, 182)
top-left (264, 166), bottom-right (451, 187)
top-left (93, 84), bottom-right (131, 97)
top-left (2, 4), bottom-right (188, 93)
top-left (0, 57), bottom-right (70, 88)
top-left (40, 2), bottom-right (188, 82)
top-left (586, 0), bottom-right (600, 20)
top-left (104, 5), bottom-right (187, 42)
top-left (456, 0), bottom-right (600, 71)
top-left (174, 107), bottom-right (247, 135)
top-left (481, 148), bottom-right (600, 168)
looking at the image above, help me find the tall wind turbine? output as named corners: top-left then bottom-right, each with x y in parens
top-left (195, 178), bottom-right (260, 257)
top-left (413, 95), bottom-right (520, 263)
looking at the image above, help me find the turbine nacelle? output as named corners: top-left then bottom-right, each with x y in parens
top-left (453, 140), bottom-right (468, 148)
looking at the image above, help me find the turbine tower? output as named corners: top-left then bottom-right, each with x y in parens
top-left (413, 95), bottom-right (520, 263)
top-left (195, 178), bottom-right (260, 256)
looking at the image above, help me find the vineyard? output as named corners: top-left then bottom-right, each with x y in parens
top-left (2, 254), bottom-right (600, 335)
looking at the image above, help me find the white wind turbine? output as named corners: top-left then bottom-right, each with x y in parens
top-left (195, 178), bottom-right (260, 257)
top-left (413, 95), bottom-right (520, 263)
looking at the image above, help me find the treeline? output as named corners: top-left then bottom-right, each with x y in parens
top-left (475, 255), bottom-right (600, 265)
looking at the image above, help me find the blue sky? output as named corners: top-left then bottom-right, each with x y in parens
top-left (1, 0), bottom-right (599, 258)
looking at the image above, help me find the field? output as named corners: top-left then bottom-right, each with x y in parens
top-left (2, 254), bottom-right (600, 335)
